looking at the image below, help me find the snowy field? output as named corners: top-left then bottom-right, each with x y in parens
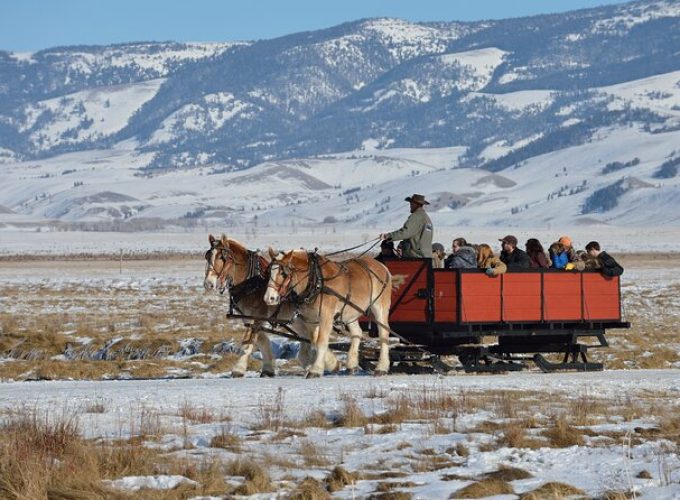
top-left (0, 243), bottom-right (679, 497)
top-left (0, 371), bottom-right (679, 498)
top-left (3, 225), bottom-right (680, 256)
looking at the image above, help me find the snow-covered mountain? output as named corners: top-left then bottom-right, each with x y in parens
top-left (1, 0), bottom-right (679, 230)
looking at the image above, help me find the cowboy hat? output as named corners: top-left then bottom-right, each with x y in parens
top-left (404, 194), bottom-right (429, 205)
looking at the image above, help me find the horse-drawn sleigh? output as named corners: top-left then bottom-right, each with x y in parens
top-left (204, 235), bottom-right (630, 377)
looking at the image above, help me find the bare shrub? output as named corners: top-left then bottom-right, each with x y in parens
top-left (519, 481), bottom-right (586, 499)
top-left (289, 476), bottom-right (331, 500)
top-left (452, 478), bottom-right (514, 498)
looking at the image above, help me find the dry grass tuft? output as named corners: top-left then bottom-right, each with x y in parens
top-left (483, 465), bottom-right (533, 482)
top-left (325, 465), bottom-right (358, 492)
top-left (601, 491), bottom-right (636, 500)
top-left (335, 395), bottom-right (368, 427)
top-left (178, 402), bottom-right (216, 424)
top-left (369, 492), bottom-right (413, 500)
top-left (445, 442), bottom-right (469, 458)
top-left (542, 415), bottom-right (584, 448)
top-left (226, 458), bottom-right (273, 495)
top-left (298, 439), bottom-right (331, 467)
top-left (376, 480), bottom-right (417, 492)
top-left (451, 478), bottom-right (514, 499)
top-left (636, 470), bottom-right (652, 479)
top-left (210, 427), bottom-right (242, 452)
top-left (289, 476), bottom-right (331, 500)
top-left (519, 481), bottom-right (586, 499)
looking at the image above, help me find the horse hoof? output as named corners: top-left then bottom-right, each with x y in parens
top-left (346, 367), bottom-right (359, 375)
top-left (373, 370), bottom-right (388, 377)
top-left (231, 371), bottom-right (245, 378)
top-left (306, 372), bottom-right (321, 379)
top-left (260, 370), bottom-right (275, 378)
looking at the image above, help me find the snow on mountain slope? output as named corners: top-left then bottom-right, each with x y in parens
top-left (592, 0), bottom-right (680, 34)
top-left (439, 47), bottom-right (508, 90)
top-left (21, 80), bottom-right (165, 150)
top-left (598, 69), bottom-right (680, 120)
top-left (148, 92), bottom-right (256, 146)
top-left (30, 42), bottom-right (239, 79)
top-left (467, 89), bottom-right (554, 112)
top-left (362, 18), bottom-right (470, 61)
top-left (1, 121), bottom-right (678, 229)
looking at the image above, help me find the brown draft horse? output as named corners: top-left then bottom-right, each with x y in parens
top-left (204, 234), bottom-right (339, 376)
top-left (264, 249), bottom-right (392, 378)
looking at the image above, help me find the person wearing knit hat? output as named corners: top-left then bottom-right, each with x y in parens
top-left (558, 235), bottom-right (577, 262)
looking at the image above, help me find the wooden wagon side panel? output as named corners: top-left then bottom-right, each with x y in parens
top-left (460, 273), bottom-right (501, 323)
top-left (433, 270), bottom-right (457, 323)
top-left (502, 273), bottom-right (542, 322)
top-left (543, 273), bottom-right (582, 321)
top-left (386, 260), bottom-right (430, 323)
top-left (583, 273), bottom-right (621, 321)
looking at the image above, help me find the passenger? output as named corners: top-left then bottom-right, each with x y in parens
top-left (445, 237), bottom-right (477, 269)
top-left (585, 241), bottom-right (624, 277)
top-left (477, 244), bottom-right (507, 276)
top-left (549, 242), bottom-right (569, 269)
top-left (525, 238), bottom-right (550, 269)
top-left (576, 249), bottom-right (600, 270)
top-left (375, 240), bottom-right (398, 263)
top-left (499, 235), bottom-right (530, 270)
top-left (432, 242), bottom-right (446, 268)
top-left (380, 194), bottom-right (433, 258)
top-left (558, 235), bottom-right (577, 262)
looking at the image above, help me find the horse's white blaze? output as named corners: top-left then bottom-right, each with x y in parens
top-left (203, 249), bottom-right (219, 291)
top-left (263, 263), bottom-right (282, 305)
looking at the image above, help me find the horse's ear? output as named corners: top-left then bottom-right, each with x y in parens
top-left (268, 247), bottom-right (277, 260)
top-left (208, 234), bottom-right (216, 245)
top-left (220, 234), bottom-right (228, 246)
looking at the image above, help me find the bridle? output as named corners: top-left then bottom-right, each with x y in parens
top-left (266, 261), bottom-right (295, 298)
top-left (205, 245), bottom-right (235, 293)
top-left (206, 243), bottom-right (266, 294)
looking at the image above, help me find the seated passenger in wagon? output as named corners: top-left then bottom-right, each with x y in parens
top-left (499, 235), bottom-right (530, 270)
top-left (477, 243), bottom-right (507, 276)
top-left (445, 237), bottom-right (477, 269)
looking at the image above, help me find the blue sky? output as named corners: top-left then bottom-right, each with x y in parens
top-left (2, 0), bottom-right (632, 52)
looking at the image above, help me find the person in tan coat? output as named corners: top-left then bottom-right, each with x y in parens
top-left (380, 194), bottom-right (433, 258)
top-left (477, 244), bottom-right (507, 276)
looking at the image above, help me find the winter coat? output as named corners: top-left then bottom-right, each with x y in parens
top-left (388, 207), bottom-right (433, 258)
top-left (500, 248), bottom-right (530, 270)
top-left (479, 256), bottom-right (507, 276)
top-left (445, 246), bottom-right (477, 269)
top-left (527, 250), bottom-right (550, 269)
top-left (550, 251), bottom-right (569, 269)
top-left (598, 252), bottom-right (624, 277)
top-left (580, 254), bottom-right (601, 270)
